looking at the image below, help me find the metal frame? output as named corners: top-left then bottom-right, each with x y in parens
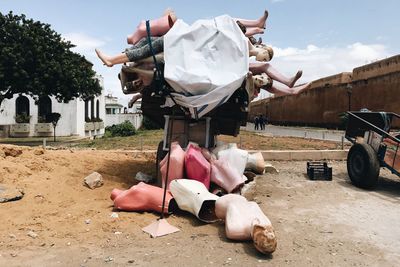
top-left (345, 111), bottom-right (400, 176)
top-left (162, 115), bottom-right (213, 151)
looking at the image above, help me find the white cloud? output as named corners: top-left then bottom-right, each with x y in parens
top-left (62, 32), bottom-right (106, 54)
top-left (255, 42), bottom-right (391, 100)
top-left (270, 42), bottom-right (390, 83)
top-left (60, 33), bottom-right (131, 107)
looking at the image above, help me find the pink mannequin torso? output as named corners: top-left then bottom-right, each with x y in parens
top-left (112, 182), bottom-right (173, 214)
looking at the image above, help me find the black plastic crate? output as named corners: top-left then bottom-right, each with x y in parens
top-left (307, 161), bottom-right (332, 181)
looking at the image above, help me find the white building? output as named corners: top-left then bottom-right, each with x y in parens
top-left (0, 75), bottom-right (105, 138)
top-left (104, 94), bottom-right (142, 130)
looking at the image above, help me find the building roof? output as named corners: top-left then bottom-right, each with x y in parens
top-left (105, 103), bottom-right (123, 109)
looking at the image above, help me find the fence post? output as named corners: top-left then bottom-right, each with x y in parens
top-left (341, 136), bottom-right (344, 150)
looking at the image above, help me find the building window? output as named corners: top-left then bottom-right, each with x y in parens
top-left (96, 100), bottom-right (100, 119)
top-left (16, 95), bottom-right (30, 117)
top-left (90, 98), bottom-right (95, 119)
top-left (38, 96), bottom-right (52, 122)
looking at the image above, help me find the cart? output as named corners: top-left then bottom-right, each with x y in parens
top-left (345, 111), bottom-right (400, 188)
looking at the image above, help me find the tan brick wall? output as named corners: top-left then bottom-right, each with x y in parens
top-left (248, 54), bottom-right (400, 128)
top-left (353, 55), bottom-right (400, 81)
top-left (309, 72), bottom-right (352, 89)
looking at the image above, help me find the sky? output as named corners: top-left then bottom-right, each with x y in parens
top-left (1, 0), bottom-right (399, 104)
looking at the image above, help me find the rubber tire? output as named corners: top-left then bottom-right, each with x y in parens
top-left (347, 143), bottom-right (380, 189)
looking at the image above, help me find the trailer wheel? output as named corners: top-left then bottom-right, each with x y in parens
top-left (347, 143), bottom-right (380, 189)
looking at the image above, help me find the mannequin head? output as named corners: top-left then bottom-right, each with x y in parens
top-left (252, 224), bottom-right (277, 254)
top-left (254, 46), bottom-right (274, 62)
top-left (253, 73), bottom-right (272, 89)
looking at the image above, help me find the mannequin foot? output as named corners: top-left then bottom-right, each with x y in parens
top-left (127, 35), bottom-right (133, 45)
top-left (95, 49), bottom-right (113, 67)
top-left (245, 27), bottom-right (264, 37)
top-left (259, 10), bottom-right (269, 29)
top-left (292, 82), bottom-right (311, 94)
top-left (289, 70), bottom-right (302, 88)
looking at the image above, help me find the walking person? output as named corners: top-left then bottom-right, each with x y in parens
top-left (254, 116), bottom-right (259, 130)
top-left (258, 115), bottom-right (264, 131)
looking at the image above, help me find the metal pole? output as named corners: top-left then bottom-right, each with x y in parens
top-left (43, 138), bottom-right (46, 149)
top-left (160, 111), bottom-right (175, 219)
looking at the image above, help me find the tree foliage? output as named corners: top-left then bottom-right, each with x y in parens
top-left (0, 11), bottom-right (102, 105)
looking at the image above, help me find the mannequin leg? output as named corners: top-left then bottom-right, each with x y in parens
top-left (127, 13), bottom-right (176, 45)
top-left (245, 27), bottom-right (264, 37)
top-left (95, 37), bottom-right (163, 67)
top-left (236, 10), bottom-right (268, 29)
top-left (95, 49), bottom-right (129, 67)
top-left (125, 37), bottom-right (164, 63)
top-left (265, 82), bottom-right (311, 96)
top-left (249, 62), bottom-right (302, 88)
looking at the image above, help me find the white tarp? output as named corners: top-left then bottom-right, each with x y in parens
top-left (164, 15), bottom-right (249, 119)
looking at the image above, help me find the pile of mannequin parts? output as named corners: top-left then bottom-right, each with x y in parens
top-left (111, 142), bottom-right (277, 254)
top-left (96, 9), bottom-right (299, 254)
top-left (95, 9), bottom-right (310, 113)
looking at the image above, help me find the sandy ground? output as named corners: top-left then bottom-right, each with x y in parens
top-left (0, 145), bottom-right (400, 267)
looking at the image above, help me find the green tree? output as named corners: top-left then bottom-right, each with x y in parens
top-left (0, 11), bottom-right (101, 107)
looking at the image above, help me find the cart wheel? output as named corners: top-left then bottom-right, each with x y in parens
top-left (155, 141), bottom-right (167, 187)
top-left (347, 143), bottom-right (380, 189)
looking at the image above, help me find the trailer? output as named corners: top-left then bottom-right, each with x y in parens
top-left (345, 111), bottom-right (400, 188)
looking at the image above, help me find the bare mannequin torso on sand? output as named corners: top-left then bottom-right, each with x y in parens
top-left (111, 182), bottom-right (175, 214)
top-left (215, 194), bottom-right (277, 254)
top-left (169, 179), bottom-right (277, 254)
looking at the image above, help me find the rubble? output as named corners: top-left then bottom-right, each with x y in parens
top-left (0, 184), bottom-right (24, 203)
top-left (2, 147), bottom-right (22, 157)
top-left (83, 172), bottom-right (104, 189)
top-left (135, 172), bottom-right (154, 183)
top-left (27, 231), bottom-right (38, 239)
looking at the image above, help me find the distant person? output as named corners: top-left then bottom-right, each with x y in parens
top-left (254, 116), bottom-right (259, 130)
top-left (259, 115), bottom-right (265, 130)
